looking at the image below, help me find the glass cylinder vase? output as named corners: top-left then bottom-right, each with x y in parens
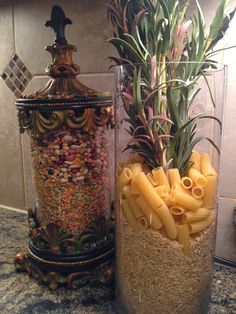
top-left (115, 62), bottom-right (226, 314)
top-left (15, 97), bottom-right (115, 288)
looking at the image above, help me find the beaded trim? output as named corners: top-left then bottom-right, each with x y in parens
top-left (27, 245), bottom-right (115, 266)
top-left (16, 99), bottom-right (112, 108)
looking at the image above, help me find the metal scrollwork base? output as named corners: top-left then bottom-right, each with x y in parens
top-left (14, 250), bottom-right (114, 290)
top-left (14, 206), bottom-right (115, 290)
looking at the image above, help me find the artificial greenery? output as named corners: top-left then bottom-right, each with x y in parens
top-left (107, 0), bottom-right (235, 175)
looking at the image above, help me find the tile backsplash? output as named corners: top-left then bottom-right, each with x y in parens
top-left (1, 54), bottom-right (32, 98)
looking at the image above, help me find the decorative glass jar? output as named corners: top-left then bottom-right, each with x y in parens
top-left (115, 62), bottom-right (226, 313)
top-left (14, 5), bottom-right (114, 290)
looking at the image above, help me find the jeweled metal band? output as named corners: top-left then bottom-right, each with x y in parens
top-left (16, 96), bottom-right (112, 110)
top-left (27, 245), bottom-right (115, 266)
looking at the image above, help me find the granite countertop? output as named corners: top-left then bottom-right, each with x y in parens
top-left (0, 208), bottom-right (235, 314)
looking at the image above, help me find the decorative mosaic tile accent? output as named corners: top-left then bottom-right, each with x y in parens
top-left (1, 54), bottom-right (33, 98)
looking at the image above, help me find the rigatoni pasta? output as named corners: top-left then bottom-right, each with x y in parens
top-left (192, 186), bottom-right (204, 199)
top-left (162, 194), bottom-right (175, 207)
top-left (200, 153), bottom-right (217, 176)
top-left (188, 168), bottom-right (208, 187)
top-left (133, 172), bottom-right (177, 239)
top-left (117, 161), bottom-right (128, 176)
top-left (124, 197), bottom-right (143, 220)
top-left (172, 190), bottom-right (202, 210)
top-left (126, 197), bottom-right (144, 220)
top-left (152, 167), bottom-right (170, 192)
top-left (129, 183), bottom-right (140, 197)
top-left (137, 216), bottom-right (149, 230)
top-left (135, 196), bottom-right (163, 230)
top-left (167, 168), bottom-right (181, 187)
top-left (123, 185), bottom-right (139, 199)
top-left (118, 167), bottom-right (132, 188)
top-left (123, 186), bottom-right (143, 219)
top-left (122, 200), bottom-right (140, 232)
top-left (156, 203), bottom-right (177, 239)
top-left (177, 224), bottom-right (190, 256)
top-left (155, 185), bottom-right (169, 198)
top-left (147, 172), bottom-right (158, 187)
top-left (170, 205), bottom-right (186, 216)
top-left (172, 189), bottom-right (203, 211)
top-left (189, 151), bottom-right (201, 171)
top-left (203, 175), bottom-right (218, 208)
top-left (189, 213), bottom-right (215, 234)
top-left (181, 177), bottom-right (193, 190)
top-left (118, 149), bottom-right (218, 247)
top-left (132, 172), bottom-right (163, 208)
top-left (172, 182), bottom-right (192, 196)
top-left (182, 208), bottom-right (211, 223)
top-left (130, 162), bottom-right (143, 179)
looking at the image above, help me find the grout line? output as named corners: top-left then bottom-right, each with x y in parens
top-left (32, 72), bottom-right (115, 77)
top-left (79, 72), bottom-right (115, 76)
top-left (219, 195), bottom-right (236, 201)
top-left (0, 204), bottom-right (27, 214)
top-left (9, 0), bottom-right (26, 209)
top-left (12, 0), bottom-right (16, 54)
top-left (30, 74), bottom-right (49, 78)
top-left (11, 1), bottom-right (27, 207)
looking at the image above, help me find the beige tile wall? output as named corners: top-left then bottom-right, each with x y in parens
top-left (0, 2), bottom-right (14, 74)
top-left (0, 79), bottom-right (25, 208)
top-left (0, 0), bottom-right (235, 260)
top-left (181, 0), bottom-right (236, 261)
top-left (198, 0), bottom-right (236, 261)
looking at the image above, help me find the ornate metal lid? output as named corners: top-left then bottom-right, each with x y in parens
top-left (15, 5), bottom-right (112, 111)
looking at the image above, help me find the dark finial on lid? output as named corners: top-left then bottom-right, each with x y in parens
top-left (17, 4), bottom-right (112, 102)
top-left (45, 5), bottom-right (72, 44)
